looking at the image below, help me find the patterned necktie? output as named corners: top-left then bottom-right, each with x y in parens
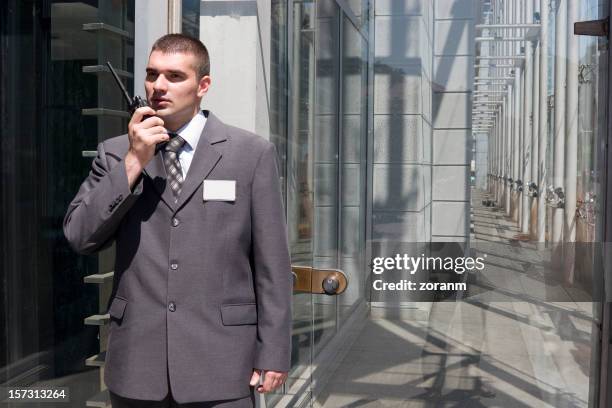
top-left (164, 133), bottom-right (187, 201)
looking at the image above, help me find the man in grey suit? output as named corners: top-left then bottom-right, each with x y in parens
top-left (64, 34), bottom-right (292, 407)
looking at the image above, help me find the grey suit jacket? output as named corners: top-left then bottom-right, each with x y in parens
top-left (63, 111), bottom-right (292, 403)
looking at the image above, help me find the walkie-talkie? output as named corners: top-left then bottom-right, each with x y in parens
top-left (107, 61), bottom-right (169, 151)
top-left (106, 61), bottom-right (151, 119)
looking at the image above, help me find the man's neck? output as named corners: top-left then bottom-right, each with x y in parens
top-left (165, 108), bottom-right (201, 132)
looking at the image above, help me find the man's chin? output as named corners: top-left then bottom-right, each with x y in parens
top-left (152, 107), bottom-right (172, 117)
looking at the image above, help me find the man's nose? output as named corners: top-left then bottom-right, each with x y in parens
top-left (153, 75), bottom-right (168, 92)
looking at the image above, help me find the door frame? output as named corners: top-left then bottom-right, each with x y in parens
top-left (600, 0), bottom-right (612, 406)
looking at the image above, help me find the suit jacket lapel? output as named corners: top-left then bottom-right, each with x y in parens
top-left (175, 111), bottom-right (227, 211)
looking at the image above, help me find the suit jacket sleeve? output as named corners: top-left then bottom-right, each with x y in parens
top-left (251, 142), bottom-right (293, 372)
top-left (63, 141), bottom-right (143, 255)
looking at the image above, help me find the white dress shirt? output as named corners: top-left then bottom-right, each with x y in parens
top-left (172, 110), bottom-right (207, 178)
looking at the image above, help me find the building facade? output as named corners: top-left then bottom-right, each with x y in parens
top-left (2, 0), bottom-right (612, 407)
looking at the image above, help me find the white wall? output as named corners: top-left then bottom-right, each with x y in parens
top-left (134, 0), bottom-right (168, 96)
top-left (199, 0), bottom-right (271, 139)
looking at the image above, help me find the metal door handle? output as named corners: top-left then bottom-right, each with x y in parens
top-left (574, 17), bottom-right (609, 37)
top-left (291, 266), bottom-right (348, 295)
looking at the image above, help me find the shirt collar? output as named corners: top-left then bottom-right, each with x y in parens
top-left (174, 110), bottom-right (206, 150)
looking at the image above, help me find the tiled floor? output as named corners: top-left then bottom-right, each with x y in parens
top-left (315, 189), bottom-right (597, 407)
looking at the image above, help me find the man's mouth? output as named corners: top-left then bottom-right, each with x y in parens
top-left (151, 98), bottom-right (171, 105)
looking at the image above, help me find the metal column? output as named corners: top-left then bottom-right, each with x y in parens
top-left (552, 0), bottom-right (567, 243)
top-left (513, 70), bottom-right (522, 222)
top-left (530, 0), bottom-right (541, 238)
top-left (508, 0), bottom-right (514, 215)
top-left (522, 0), bottom-right (534, 234)
top-left (506, 82), bottom-right (513, 214)
top-left (498, 0), bottom-right (504, 206)
top-left (517, 0), bottom-right (524, 225)
top-left (564, 0), bottom-right (579, 243)
top-left (537, 0), bottom-right (549, 242)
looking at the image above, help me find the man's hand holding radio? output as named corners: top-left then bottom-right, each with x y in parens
top-left (124, 106), bottom-right (169, 189)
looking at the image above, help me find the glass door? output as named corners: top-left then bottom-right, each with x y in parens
top-left (575, 0), bottom-right (609, 404)
top-left (268, 1), bottom-right (368, 406)
top-left (266, 0), bottom-right (316, 406)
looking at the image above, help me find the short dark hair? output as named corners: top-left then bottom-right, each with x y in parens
top-left (150, 34), bottom-right (210, 79)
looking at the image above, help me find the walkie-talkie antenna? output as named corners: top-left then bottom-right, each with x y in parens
top-left (106, 61), bottom-right (133, 106)
top-left (106, 61), bottom-right (150, 117)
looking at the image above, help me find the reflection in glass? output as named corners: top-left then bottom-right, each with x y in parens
top-left (1, 1), bottom-right (134, 406)
top-left (312, 0), bottom-right (340, 361)
top-left (182, 0), bottom-right (200, 38)
top-left (339, 16), bottom-right (367, 324)
top-left (268, 0), bottom-right (315, 405)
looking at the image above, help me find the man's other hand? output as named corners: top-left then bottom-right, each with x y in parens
top-left (249, 369), bottom-right (288, 393)
top-left (124, 106), bottom-right (169, 188)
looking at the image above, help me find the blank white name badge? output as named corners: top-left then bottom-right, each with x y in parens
top-left (203, 180), bottom-right (236, 201)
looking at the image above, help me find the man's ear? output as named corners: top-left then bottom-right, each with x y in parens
top-left (197, 75), bottom-right (212, 98)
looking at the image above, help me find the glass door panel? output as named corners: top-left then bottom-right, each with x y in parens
top-left (312, 0), bottom-right (341, 360)
top-left (339, 14), bottom-right (368, 325)
top-left (266, 0), bottom-right (316, 406)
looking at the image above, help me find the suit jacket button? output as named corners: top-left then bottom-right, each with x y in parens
top-left (172, 218), bottom-right (180, 227)
top-left (170, 263), bottom-right (178, 271)
top-left (168, 301), bottom-right (176, 312)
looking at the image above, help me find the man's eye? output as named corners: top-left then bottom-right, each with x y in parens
top-left (146, 73), bottom-right (157, 80)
